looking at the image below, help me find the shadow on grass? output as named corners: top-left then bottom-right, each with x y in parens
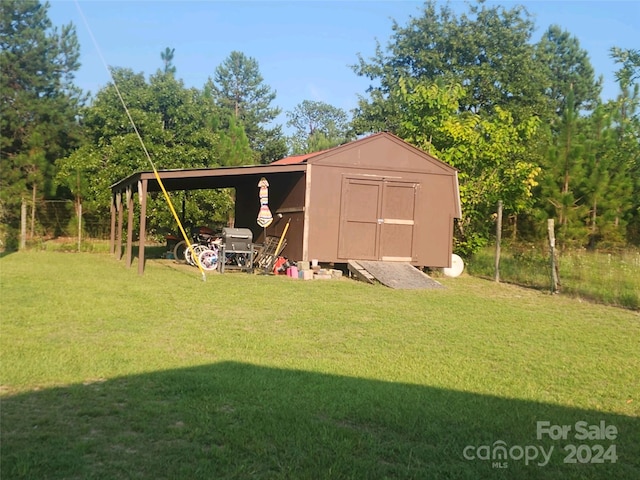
top-left (2, 362), bottom-right (638, 479)
top-left (0, 250), bottom-right (15, 259)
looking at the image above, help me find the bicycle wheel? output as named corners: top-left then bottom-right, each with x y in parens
top-left (185, 244), bottom-right (206, 266)
top-left (198, 249), bottom-right (219, 271)
top-left (173, 240), bottom-right (187, 262)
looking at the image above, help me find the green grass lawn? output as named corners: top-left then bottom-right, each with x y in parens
top-left (1, 251), bottom-right (639, 479)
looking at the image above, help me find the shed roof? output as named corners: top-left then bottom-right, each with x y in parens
top-left (270, 151), bottom-right (324, 165)
top-left (111, 132), bottom-right (458, 196)
top-left (110, 163), bottom-right (307, 194)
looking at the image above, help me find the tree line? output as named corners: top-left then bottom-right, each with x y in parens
top-left (2, 0), bottom-right (638, 254)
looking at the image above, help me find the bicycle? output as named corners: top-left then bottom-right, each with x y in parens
top-left (173, 226), bottom-right (220, 268)
top-left (197, 245), bottom-right (254, 272)
top-left (173, 226), bottom-right (256, 273)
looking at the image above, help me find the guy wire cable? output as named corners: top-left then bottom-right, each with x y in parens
top-left (73, 1), bottom-right (207, 281)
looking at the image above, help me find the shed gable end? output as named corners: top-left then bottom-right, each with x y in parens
top-left (307, 133), bottom-right (455, 175)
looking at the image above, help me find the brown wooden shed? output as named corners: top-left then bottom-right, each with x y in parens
top-left (110, 132), bottom-right (461, 273)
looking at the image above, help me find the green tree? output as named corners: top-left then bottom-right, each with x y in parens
top-left (286, 100), bottom-right (352, 154)
top-left (536, 25), bottom-right (602, 117)
top-left (581, 105), bottom-right (615, 247)
top-left (0, 0), bottom-right (83, 245)
top-left (394, 78), bottom-right (540, 255)
top-left (608, 47), bottom-right (640, 244)
top-left (535, 47), bottom-right (639, 249)
top-left (611, 47), bottom-right (640, 88)
top-left (575, 97), bottom-right (637, 249)
top-left (160, 47), bottom-right (176, 75)
top-left (206, 51), bottom-right (287, 164)
top-left (56, 66), bottom-right (246, 235)
top-left (351, 0), bottom-right (548, 134)
top-left (217, 116), bottom-right (253, 167)
top-left (538, 88), bottom-right (589, 247)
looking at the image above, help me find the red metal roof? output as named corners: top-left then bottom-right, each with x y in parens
top-left (270, 151), bottom-right (323, 165)
top-left (271, 133), bottom-right (392, 165)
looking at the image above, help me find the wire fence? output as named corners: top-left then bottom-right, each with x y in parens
top-left (466, 243), bottom-right (640, 311)
top-left (10, 199), bottom-right (112, 252)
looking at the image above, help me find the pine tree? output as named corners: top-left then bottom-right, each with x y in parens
top-left (608, 48), bottom-right (640, 244)
top-left (218, 116), bottom-right (253, 166)
top-left (539, 88), bottom-right (588, 247)
top-left (205, 51), bottom-right (287, 163)
top-left (0, 0), bottom-right (83, 245)
top-left (536, 25), bottom-right (601, 117)
top-left (160, 47), bottom-right (176, 75)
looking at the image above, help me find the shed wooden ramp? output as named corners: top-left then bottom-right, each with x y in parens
top-left (347, 260), bottom-right (443, 289)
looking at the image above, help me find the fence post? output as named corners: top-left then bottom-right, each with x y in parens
top-left (77, 200), bottom-right (82, 252)
top-left (494, 200), bottom-right (503, 282)
top-left (547, 219), bottom-right (559, 293)
top-left (20, 199), bottom-right (27, 250)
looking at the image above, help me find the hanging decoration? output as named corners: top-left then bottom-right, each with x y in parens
top-left (257, 177), bottom-right (273, 228)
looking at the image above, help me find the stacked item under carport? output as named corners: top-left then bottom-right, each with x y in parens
top-left (218, 228), bottom-right (254, 273)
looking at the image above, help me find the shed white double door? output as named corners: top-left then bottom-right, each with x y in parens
top-left (338, 176), bottom-right (419, 261)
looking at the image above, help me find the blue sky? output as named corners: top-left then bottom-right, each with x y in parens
top-left (48, 1), bottom-right (639, 130)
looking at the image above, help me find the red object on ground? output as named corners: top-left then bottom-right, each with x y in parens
top-left (273, 256), bottom-right (287, 274)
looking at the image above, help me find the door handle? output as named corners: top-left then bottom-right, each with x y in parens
top-left (377, 218), bottom-right (384, 224)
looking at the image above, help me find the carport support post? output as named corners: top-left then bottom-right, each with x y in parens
top-left (116, 192), bottom-right (123, 260)
top-left (126, 186), bottom-right (134, 268)
top-left (137, 179), bottom-right (148, 275)
top-left (109, 194), bottom-right (116, 255)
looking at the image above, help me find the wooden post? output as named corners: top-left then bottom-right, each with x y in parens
top-left (77, 200), bottom-right (82, 253)
top-left (126, 187), bottom-right (134, 268)
top-left (137, 179), bottom-right (148, 275)
top-left (547, 219), bottom-right (559, 293)
top-left (20, 199), bottom-right (27, 250)
top-left (109, 194), bottom-right (116, 255)
top-left (116, 193), bottom-right (123, 260)
top-left (76, 170), bottom-right (82, 253)
top-left (494, 200), bottom-right (503, 282)
top-left (30, 184), bottom-right (36, 239)
top-left (181, 193), bottom-right (186, 225)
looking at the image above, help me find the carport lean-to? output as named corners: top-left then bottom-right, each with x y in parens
top-left (109, 132), bottom-right (462, 275)
top-left (109, 163), bottom-right (306, 275)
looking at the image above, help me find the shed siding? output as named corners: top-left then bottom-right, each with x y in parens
top-left (312, 135), bottom-right (453, 175)
top-left (305, 137), bottom-right (458, 267)
top-left (417, 174), bottom-right (457, 267)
